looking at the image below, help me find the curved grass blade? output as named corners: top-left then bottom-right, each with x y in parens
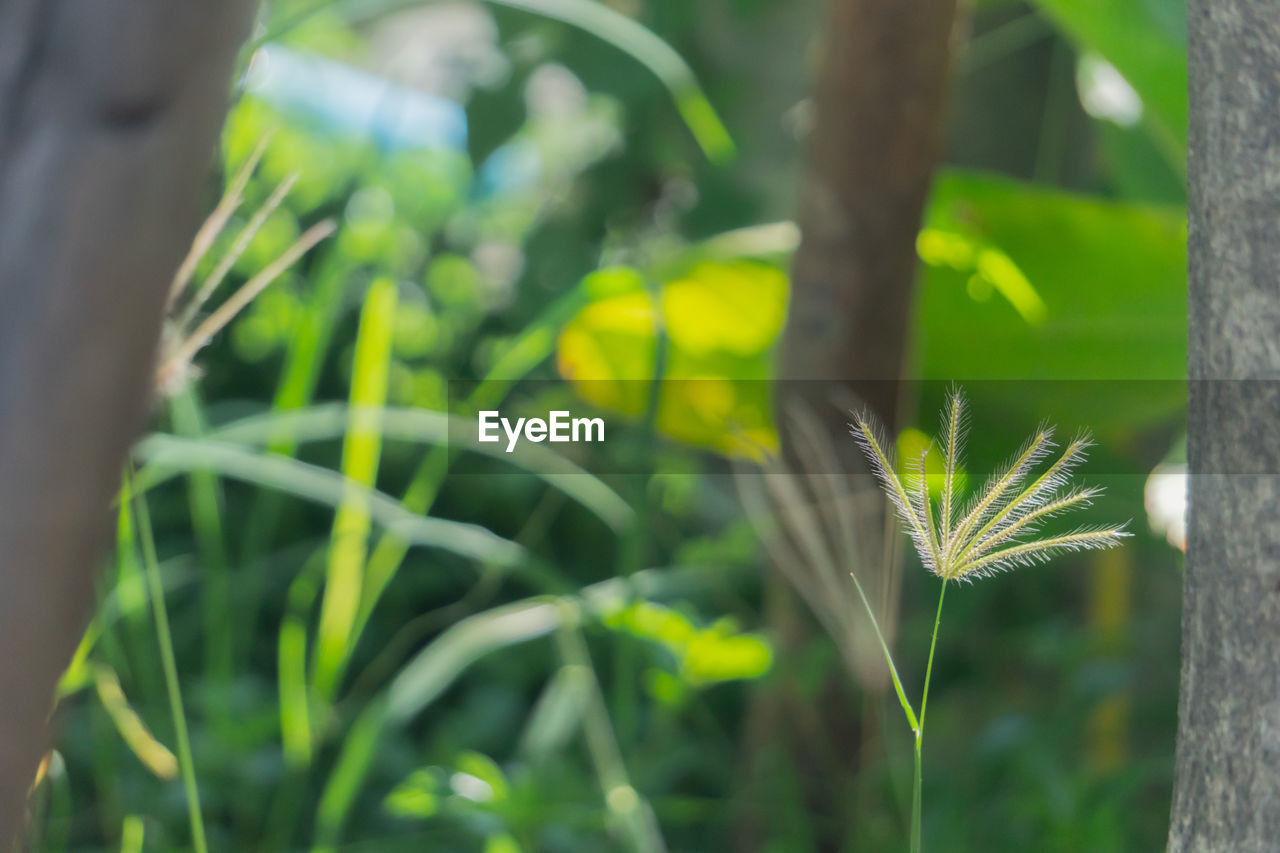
top-left (330, 0), bottom-right (735, 162)
top-left (93, 665), bottom-right (178, 781)
top-left (165, 403), bottom-right (634, 532)
top-left (132, 435), bottom-right (525, 566)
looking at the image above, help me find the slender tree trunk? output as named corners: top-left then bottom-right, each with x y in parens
top-left (0, 1), bottom-right (256, 840)
top-left (783, 0), bottom-right (959, 423)
top-left (739, 1), bottom-right (959, 848)
top-left (1171, 0), bottom-right (1280, 849)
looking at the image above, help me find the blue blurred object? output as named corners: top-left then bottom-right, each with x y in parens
top-left (476, 140), bottom-right (542, 199)
top-left (245, 44), bottom-right (468, 153)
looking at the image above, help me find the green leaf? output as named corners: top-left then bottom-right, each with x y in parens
top-left (915, 169), bottom-right (1186, 429)
top-left (313, 277), bottom-right (398, 698)
top-left (1033, 0), bottom-right (1187, 161)
top-left (383, 769), bottom-right (440, 820)
top-left (484, 836), bottom-right (522, 853)
top-left (602, 601), bottom-right (772, 685)
top-left (454, 751), bottom-right (509, 803)
top-left (557, 262), bottom-right (785, 455)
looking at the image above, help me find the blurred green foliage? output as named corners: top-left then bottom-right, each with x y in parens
top-left (32, 1), bottom-right (1186, 851)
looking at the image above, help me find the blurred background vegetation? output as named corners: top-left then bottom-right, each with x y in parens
top-left (28, 0), bottom-right (1186, 850)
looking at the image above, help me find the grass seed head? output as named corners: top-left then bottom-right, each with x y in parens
top-left (850, 387), bottom-right (1129, 582)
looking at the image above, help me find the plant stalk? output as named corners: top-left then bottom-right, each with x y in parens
top-left (911, 738), bottom-right (924, 853)
top-left (127, 473), bottom-right (209, 853)
top-left (911, 580), bottom-right (948, 853)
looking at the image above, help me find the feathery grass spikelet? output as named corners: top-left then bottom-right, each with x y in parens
top-left (156, 138), bottom-right (335, 395)
top-left (850, 388), bottom-right (1129, 582)
top-left (850, 417), bottom-right (939, 575)
top-left (939, 387), bottom-right (967, 543)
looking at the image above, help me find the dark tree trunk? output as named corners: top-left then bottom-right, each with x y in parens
top-left (740, 0), bottom-right (959, 848)
top-left (783, 0), bottom-right (959, 424)
top-left (1171, 0), bottom-right (1280, 849)
top-left (0, 0), bottom-right (256, 840)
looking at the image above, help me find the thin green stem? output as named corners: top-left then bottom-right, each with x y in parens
top-left (911, 580), bottom-right (948, 853)
top-left (554, 608), bottom-right (667, 853)
top-left (920, 581), bottom-right (947, 733)
top-left (170, 388), bottom-right (233, 691)
top-left (911, 741), bottom-right (923, 853)
top-left (127, 473), bottom-right (208, 853)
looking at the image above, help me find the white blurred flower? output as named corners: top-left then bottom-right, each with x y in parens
top-left (1076, 52), bottom-right (1143, 127)
top-left (1145, 463), bottom-right (1187, 552)
top-left (449, 771), bottom-right (494, 803)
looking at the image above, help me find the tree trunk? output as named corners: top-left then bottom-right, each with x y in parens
top-left (0, 0), bottom-right (256, 840)
top-left (783, 0), bottom-right (959, 423)
top-left (1171, 0), bottom-right (1280, 849)
top-left (740, 0), bottom-right (959, 848)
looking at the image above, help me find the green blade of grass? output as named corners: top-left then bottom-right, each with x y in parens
top-left (113, 478), bottom-right (161, 704)
top-left (240, 250), bottom-right (353, 564)
top-left (165, 403), bottom-right (633, 532)
top-left (352, 284), bottom-right (593, 666)
top-left (132, 435), bottom-right (525, 566)
top-left (311, 699), bottom-right (390, 853)
top-left (92, 664), bottom-right (179, 781)
top-left (518, 664), bottom-right (591, 761)
top-left (123, 473), bottom-right (208, 853)
top-left (120, 815), bottom-right (145, 853)
top-left (280, 551), bottom-right (326, 769)
top-left (307, 598), bottom-right (567, 850)
top-left (169, 387), bottom-right (235, 687)
top-left (310, 566), bottom-right (710, 843)
top-left (312, 276), bottom-right (398, 699)
top-left (58, 561), bottom-right (198, 702)
top-left (554, 616), bottom-right (668, 853)
top-left (387, 598), bottom-right (564, 722)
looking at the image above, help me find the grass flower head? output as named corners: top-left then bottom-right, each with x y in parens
top-left (851, 387), bottom-right (1130, 582)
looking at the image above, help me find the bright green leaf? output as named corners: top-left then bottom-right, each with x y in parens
top-left (916, 170), bottom-right (1186, 430)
